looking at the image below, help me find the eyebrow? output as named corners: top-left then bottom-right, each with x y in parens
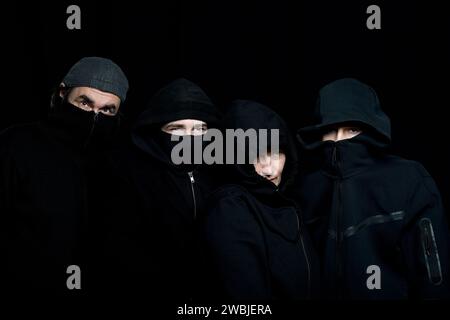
top-left (78, 95), bottom-right (94, 104)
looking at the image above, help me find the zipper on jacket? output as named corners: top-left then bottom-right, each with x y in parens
top-left (335, 180), bottom-right (343, 298)
top-left (296, 212), bottom-right (312, 298)
top-left (188, 171), bottom-right (197, 219)
top-left (332, 144), bottom-right (344, 299)
top-left (419, 218), bottom-right (443, 285)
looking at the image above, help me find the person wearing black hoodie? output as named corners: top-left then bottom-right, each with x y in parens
top-left (292, 78), bottom-right (450, 299)
top-left (204, 100), bottom-right (319, 300)
top-left (0, 57), bottom-right (129, 294)
top-left (109, 78), bottom-right (222, 300)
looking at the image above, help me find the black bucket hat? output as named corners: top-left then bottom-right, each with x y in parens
top-left (299, 78), bottom-right (391, 143)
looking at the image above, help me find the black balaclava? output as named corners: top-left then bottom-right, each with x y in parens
top-left (298, 78), bottom-right (391, 149)
top-left (152, 129), bottom-right (207, 172)
top-left (132, 78), bottom-right (222, 172)
top-left (46, 56), bottom-right (129, 148)
top-left (47, 95), bottom-right (121, 148)
top-left (297, 78), bottom-right (391, 177)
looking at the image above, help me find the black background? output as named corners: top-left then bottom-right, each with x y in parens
top-left (1, 1), bottom-right (449, 216)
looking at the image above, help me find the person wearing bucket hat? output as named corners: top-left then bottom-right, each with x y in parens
top-left (0, 56), bottom-right (129, 294)
top-left (290, 78), bottom-right (450, 299)
top-left (105, 78), bottom-right (222, 299)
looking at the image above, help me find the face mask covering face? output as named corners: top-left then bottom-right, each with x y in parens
top-left (154, 130), bottom-right (207, 172)
top-left (48, 96), bottom-right (120, 148)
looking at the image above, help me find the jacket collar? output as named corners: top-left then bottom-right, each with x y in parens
top-left (318, 134), bottom-right (383, 179)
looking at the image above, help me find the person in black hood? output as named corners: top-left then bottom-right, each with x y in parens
top-left (291, 78), bottom-right (450, 299)
top-left (204, 100), bottom-right (319, 300)
top-left (0, 57), bottom-right (129, 294)
top-left (109, 78), bottom-right (222, 300)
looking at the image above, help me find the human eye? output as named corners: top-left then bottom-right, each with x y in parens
top-left (169, 127), bottom-right (185, 135)
top-left (101, 106), bottom-right (117, 115)
top-left (80, 99), bottom-right (90, 107)
top-left (348, 127), bottom-right (361, 134)
top-left (193, 125), bottom-right (207, 135)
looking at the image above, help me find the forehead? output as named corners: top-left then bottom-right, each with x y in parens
top-left (164, 119), bottom-right (207, 127)
top-left (69, 86), bottom-right (121, 105)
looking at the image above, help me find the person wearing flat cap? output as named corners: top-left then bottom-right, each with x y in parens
top-left (0, 57), bottom-right (129, 294)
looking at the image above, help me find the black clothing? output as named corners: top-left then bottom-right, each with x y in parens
top-left (204, 100), bottom-right (319, 300)
top-left (108, 78), bottom-right (221, 299)
top-left (293, 78), bottom-right (450, 299)
top-left (0, 105), bottom-right (120, 294)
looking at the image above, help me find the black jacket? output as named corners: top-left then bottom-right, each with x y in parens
top-left (292, 78), bottom-right (450, 299)
top-left (204, 100), bottom-right (319, 300)
top-left (0, 113), bottom-right (119, 294)
top-left (108, 78), bottom-right (222, 299)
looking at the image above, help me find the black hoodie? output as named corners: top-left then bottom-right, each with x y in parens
top-left (292, 78), bottom-right (450, 299)
top-left (108, 78), bottom-right (222, 299)
top-left (204, 100), bottom-right (319, 300)
top-left (0, 101), bottom-right (123, 295)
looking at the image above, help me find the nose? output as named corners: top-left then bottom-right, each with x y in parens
top-left (258, 156), bottom-right (273, 176)
top-left (261, 166), bottom-right (273, 176)
top-left (90, 105), bottom-right (101, 114)
top-left (336, 128), bottom-right (345, 141)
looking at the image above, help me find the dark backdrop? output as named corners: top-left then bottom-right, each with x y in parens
top-left (1, 1), bottom-right (449, 215)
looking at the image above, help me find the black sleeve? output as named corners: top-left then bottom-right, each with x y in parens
top-left (0, 133), bottom-right (22, 291)
top-left (401, 169), bottom-right (450, 299)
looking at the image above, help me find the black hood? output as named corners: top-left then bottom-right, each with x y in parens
top-left (222, 100), bottom-right (298, 196)
top-left (298, 78), bottom-right (391, 149)
top-left (131, 78), bottom-right (221, 165)
top-left (134, 78), bottom-right (221, 128)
